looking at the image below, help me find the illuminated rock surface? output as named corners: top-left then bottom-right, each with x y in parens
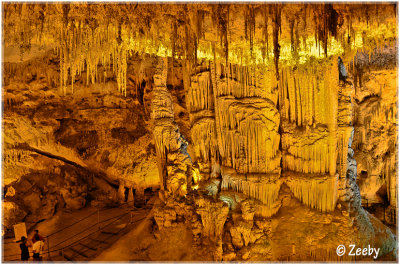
top-left (2, 3), bottom-right (398, 262)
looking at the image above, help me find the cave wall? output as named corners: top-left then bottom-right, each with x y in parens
top-left (350, 47), bottom-right (398, 222)
top-left (2, 52), bottom-right (191, 234)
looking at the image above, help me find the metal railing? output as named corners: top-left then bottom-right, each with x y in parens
top-left (3, 200), bottom-right (151, 261)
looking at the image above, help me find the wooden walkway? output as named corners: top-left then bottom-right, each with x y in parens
top-left (3, 198), bottom-right (155, 262)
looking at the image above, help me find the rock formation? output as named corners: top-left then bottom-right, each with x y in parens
top-left (2, 2), bottom-right (398, 262)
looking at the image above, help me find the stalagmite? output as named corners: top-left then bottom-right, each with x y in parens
top-left (127, 187), bottom-right (134, 206)
top-left (195, 196), bottom-right (229, 240)
top-left (117, 182), bottom-right (125, 203)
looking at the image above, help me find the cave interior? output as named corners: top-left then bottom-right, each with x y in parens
top-left (1, 2), bottom-right (398, 262)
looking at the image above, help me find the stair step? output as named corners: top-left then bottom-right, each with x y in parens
top-left (101, 231), bottom-right (118, 235)
top-left (53, 253), bottom-right (71, 262)
top-left (79, 242), bottom-right (97, 251)
top-left (88, 237), bottom-right (108, 244)
top-left (70, 247), bottom-right (88, 258)
top-left (62, 252), bottom-right (76, 262)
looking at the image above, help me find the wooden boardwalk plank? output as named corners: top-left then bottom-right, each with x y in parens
top-left (70, 247), bottom-right (88, 257)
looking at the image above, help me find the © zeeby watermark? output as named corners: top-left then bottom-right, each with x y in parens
top-left (336, 244), bottom-right (380, 259)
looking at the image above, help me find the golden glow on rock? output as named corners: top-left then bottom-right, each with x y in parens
top-left (3, 3), bottom-right (397, 94)
top-left (192, 167), bottom-right (202, 187)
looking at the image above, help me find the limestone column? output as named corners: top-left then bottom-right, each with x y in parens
top-left (117, 182), bottom-right (125, 204)
top-left (127, 187), bottom-right (134, 207)
top-left (151, 57), bottom-right (192, 199)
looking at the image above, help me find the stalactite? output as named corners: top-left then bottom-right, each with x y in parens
top-left (191, 118), bottom-right (218, 164)
top-left (209, 62), bottom-right (280, 174)
top-left (289, 19), bottom-right (295, 52)
top-left (282, 125), bottom-right (333, 174)
top-left (186, 63), bottom-right (219, 167)
top-left (212, 4), bottom-right (229, 64)
top-left (272, 4), bottom-right (282, 79)
top-left (215, 96), bottom-right (281, 173)
top-left (171, 19), bottom-right (177, 82)
top-left (262, 5), bottom-right (269, 61)
top-left (244, 6), bottom-right (256, 57)
top-left (196, 9), bottom-right (205, 40)
top-left (3, 3), bottom-right (396, 96)
top-left (279, 61), bottom-right (338, 175)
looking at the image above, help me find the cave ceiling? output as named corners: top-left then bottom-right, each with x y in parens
top-left (3, 3), bottom-right (397, 95)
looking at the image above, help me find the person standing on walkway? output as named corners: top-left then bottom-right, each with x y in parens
top-left (32, 230), bottom-right (45, 244)
top-left (32, 235), bottom-right (45, 262)
top-left (19, 236), bottom-right (30, 262)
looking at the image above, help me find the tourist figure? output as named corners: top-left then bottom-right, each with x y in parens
top-left (19, 236), bottom-right (30, 262)
top-left (32, 235), bottom-right (45, 261)
top-left (32, 230), bottom-right (45, 243)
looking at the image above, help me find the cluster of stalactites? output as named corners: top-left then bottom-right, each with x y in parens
top-left (186, 62), bottom-right (219, 165)
top-left (2, 149), bottom-right (30, 165)
top-left (279, 62), bottom-right (338, 176)
top-left (187, 61), bottom-right (281, 173)
top-left (215, 97), bottom-right (281, 173)
top-left (254, 203), bottom-right (281, 218)
top-left (3, 3), bottom-right (396, 96)
top-left (187, 68), bottom-right (214, 113)
top-left (56, 13), bottom-right (129, 95)
top-left (281, 122), bottom-right (337, 175)
top-left (213, 63), bottom-right (279, 101)
top-left (221, 169), bottom-right (282, 209)
top-left (278, 64), bottom-right (338, 127)
top-left (285, 173), bottom-right (339, 212)
top-left (210, 62), bottom-right (281, 174)
top-left (359, 99), bottom-right (397, 133)
top-left (309, 247), bottom-right (357, 262)
top-left (3, 3), bottom-right (163, 96)
top-left (191, 118), bottom-right (218, 164)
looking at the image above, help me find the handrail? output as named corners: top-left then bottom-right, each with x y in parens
top-left (48, 212), bottom-right (128, 250)
top-left (46, 210), bottom-right (98, 238)
top-left (2, 201), bottom-right (142, 260)
top-left (4, 200), bottom-right (135, 244)
top-left (4, 213), bottom-right (147, 261)
top-left (49, 215), bottom-right (146, 256)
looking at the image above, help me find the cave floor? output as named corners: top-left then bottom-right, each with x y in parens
top-left (3, 192), bottom-right (396, 262)
top-left (94, 197), bottom-right (215, 262)
top-left (94, 190), bottom-right (397, 262)
top-left (2, 200), bottom-right (154, 262)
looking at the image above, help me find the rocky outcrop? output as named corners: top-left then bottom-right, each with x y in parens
top-left (195, 196), bottom-right (229, 240)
